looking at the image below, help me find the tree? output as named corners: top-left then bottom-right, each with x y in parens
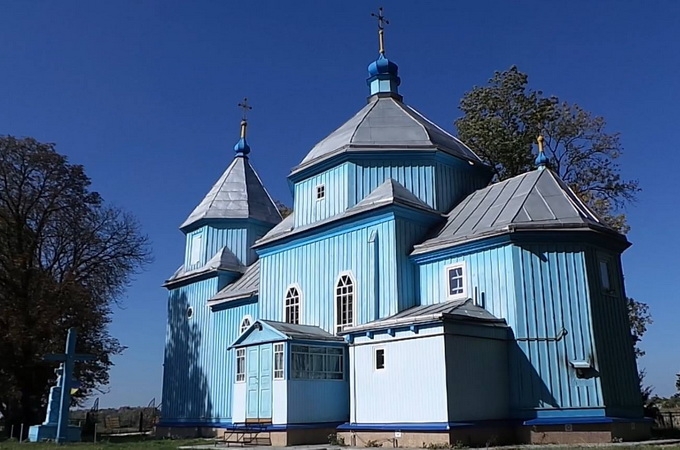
top-left (0, 136), bottom-right (151, 437)
top-left (275, 200), bottom-right (293, 219)
top-left (628, 297), bottom-right (652, 358)
top-left (456, 67), bottom-right (650, 367)
top-left (456, 66), bottom-right (640, 233)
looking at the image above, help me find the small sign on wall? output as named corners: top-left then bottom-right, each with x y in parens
top-left (394, 431), bottom-right (402, 438)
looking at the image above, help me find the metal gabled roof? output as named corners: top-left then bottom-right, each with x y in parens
top-left (350, 178), bottom-right (437, 214)
top-left (208, 259), bottom-right (260, 305)
top-left (413, 168), bottom-right (623, 255)
top-left (342, 299), bottom-right (505, 334)
top-left (164, 246), bottom-right (244, 287)
top-left (260, 321), bottom-right (345, 342)
top-left (254, 179), bottom-right (438, 248)
top-left (291, 95), bottom-right (485, 175)
top-left (181, 156), bottom-right (281, 231)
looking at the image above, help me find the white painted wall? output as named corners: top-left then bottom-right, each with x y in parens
top-left (272, 380), bottom-right (287, 425)
top-left (350, 329), bottom-right (448, 424)
top-left (232, 382), bottom-right (246, 423)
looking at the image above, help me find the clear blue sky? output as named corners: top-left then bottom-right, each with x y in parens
top-left (1, 1), bottom-right (678, 407)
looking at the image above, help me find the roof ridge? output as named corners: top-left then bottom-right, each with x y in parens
top-left (509, 170), bottom-right (544, 224)
top-left (400, 102), bottom-right (484, 162)
top-left (349, 98), bottom-right (379, 143)
top-left (242, 157), bottom-right (283, 221)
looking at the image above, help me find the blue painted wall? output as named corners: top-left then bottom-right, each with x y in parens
top-left (184, 220), bottom-right (274, 269)
top-left (259, 215), bottom-right (398, 330)
top-left (294, 163), bottom-right (350, 228)
top-left (287, 380), bottom-right (349, 423)
top-left (416, 241), bottom-right (613, 418)
top-left (585, 248), bottom-right (642, 417)
top-left (161, 276), bottom-right (259, 424)
top-left (292, 154), bottom-right (490, 229)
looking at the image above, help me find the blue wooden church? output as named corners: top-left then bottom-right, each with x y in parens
top-left (158, 20), bottom-right (647, 446)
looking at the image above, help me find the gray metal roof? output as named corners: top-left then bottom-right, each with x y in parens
top-left (261, 320), bottom-right (345, 342)
top-left (181, 156), bottom-right (281, 231)
top-left (350, 178), bottom-right (436, 214)
top-left (413, 168), bottom-right (622, 255)
top-left (255, 179), bottom-right (438, 247)
top-left (164, 246), bottom-right (245, 287)
top-left (342, 299), bottom-right (505, 334)
top-left (208, 259), bottom-right (260, 305)
top-left (291, 95), bottom-right (485, 175)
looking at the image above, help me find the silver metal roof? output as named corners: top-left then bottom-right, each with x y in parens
top-left (291, 95), bottom-right (485, 175)
top-left (255, 179), bottom-right (438, 247)
top-left (164, 246), bottom-right (245, 287)
top-left (342, 299), bottom-right (505, 333)
top-left (413, 168), bottom-right (620, 255)
top-left (351, 178), bottom-right (436, 214)
top-left (208, 259), bottom-right (260, 305)
top-left (261, 320), bottom-right (345, 342)
top-left (181, 156), bottom-right (281, 231)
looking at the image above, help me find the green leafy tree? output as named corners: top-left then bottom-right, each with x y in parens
top-left (275, 200), bottom-right (293, 219)
top-left (627, 297), bottom-right (652, 358)
top-left (0, 136), bottom-right (151, 437)
top-left (456, 67), bottom-right (649, 366)
top-left (456, 65), bottom-right (640, 233)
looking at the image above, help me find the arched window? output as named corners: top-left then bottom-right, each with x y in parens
top-left (285, 286), bottom-right (301, 324)
top-left (240, 315), bottom-right (252, 334)
top-left (335, 273), bottom-right (355, 334)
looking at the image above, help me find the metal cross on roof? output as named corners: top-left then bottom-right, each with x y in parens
top-left (237, 97), bottom-right (252, 121)
top-left (371, 7), bottom-right (389, 55)
top-left (43, 328), bottom-right (95, 443)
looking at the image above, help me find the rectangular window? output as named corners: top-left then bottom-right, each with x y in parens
top-left (375, 348), bottom-right (385, 370)
top-left (290, 345), bottom-right (343, 380)
top-left (190, 235), bottom-right (202, 265)
top-left (274, 343), bottom-right (284, 380)
top-left (599, 260), bottom-right (611, 290)
top-left (236, 348), bottom-right (245, 382)
top-left (316, 184), bottom-right (325, 200)
top-left (445, 263), bottom-right (466, 299)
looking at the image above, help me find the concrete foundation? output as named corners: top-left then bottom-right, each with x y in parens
top-left (157, 419), bottom-right (651, 446)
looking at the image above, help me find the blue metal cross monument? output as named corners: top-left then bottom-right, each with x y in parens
top-left (28, 328), bottom-right (95, 443)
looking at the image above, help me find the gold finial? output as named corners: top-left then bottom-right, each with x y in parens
top-left (237, 97), bottom-right (252, 139)
top-left (537, 135), bottom-right (545, 153)
top-left (371, 7), bottom-right (389, 55)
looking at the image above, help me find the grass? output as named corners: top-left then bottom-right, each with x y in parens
top-left (0, 435), bottom-right (208, 450)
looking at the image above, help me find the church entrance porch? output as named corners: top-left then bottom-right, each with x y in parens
top-left (229, 319), bottom-right (349, 441)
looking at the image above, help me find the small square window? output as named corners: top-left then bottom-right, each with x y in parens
top-left (375, 348), bottom-right (385, 370)
top-left (445, 263), bottom-right (466, 299)
top-left (316, 184), bottom-right (325, 200)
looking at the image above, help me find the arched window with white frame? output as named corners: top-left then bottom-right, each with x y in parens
top-left (239, 315), bottom-right (252, 334)
top-left (335, 273), bottom-right (355, 334)
top-left (284, 285), bottom-right (301, 324)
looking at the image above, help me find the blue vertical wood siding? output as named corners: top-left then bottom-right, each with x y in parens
top-left (294, 164), bottom-right (349, 228)
top-left (585, 249), bottom-right (642, 416)
top-left (259, 216), bottom-right (398, 329)
top-left (418, 242), bottom-right (607, 417)
top-left (352, 160), bottom-right (436, 209)
top-left (434, 161), bottom-right (490, 212)
top-left (184, 220), bottom-right (274, 269)
top-left (161, 276), bottom-right (258, 423)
